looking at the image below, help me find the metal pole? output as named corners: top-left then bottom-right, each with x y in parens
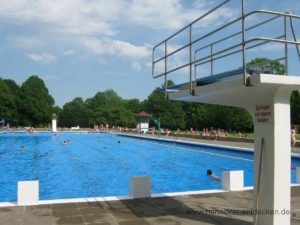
top-left (164, 41), bottom-right (168, 98)
top-left (152, 48), bottom-right (155, 77)
top-left (194, 51), bottom-right (198, 81)
top-left (284, 15), bottom-right (288, 75)
top-left (242, 0), bottom-right (247, 85)
top-left (189, 25), bottom-right (193, 95)
top-left (210, 44), bottom-right (214, 76)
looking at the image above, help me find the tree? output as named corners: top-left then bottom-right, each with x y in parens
top-left (60, 97), bottom-right (88, 127)
top-left (291, 91), bottom-right (300, 125)
top-left (0, 79), bottom-right (15, 122)
top-left (182, 102), bottom-right (207, 129)
top-left (144, 90), bottom-right (185, 130)
top-left (124, 98), bottom-right (142, 114)
top-left (20, 76), bottom-right (55, 126)
top-left (84, 89), bottom-right (136, 127)
top-left (3, 79), bottom-right (21, 122)
top-left (247, 58), bottom-right (285, 75)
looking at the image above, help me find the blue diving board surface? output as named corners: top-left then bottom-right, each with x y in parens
top-left (161, 66), bottom-right (272, 93)
top-left (161, 68), bottom-right (246, 93)
top-left (196, 68), bottom-right (244, 86)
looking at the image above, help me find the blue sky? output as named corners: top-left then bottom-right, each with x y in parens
top-left (0, 0), bottom-right (299, 107)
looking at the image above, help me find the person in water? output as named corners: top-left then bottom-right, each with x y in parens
top-left (63, 140), bottom-right (71, 145)
top-left (207, 169), bottom-right (221, 182)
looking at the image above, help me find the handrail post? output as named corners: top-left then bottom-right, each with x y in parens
top-left (164, 42), bottom-right (168, 98)
top-left (152, 47), bottom-right (155, 78)
top-left (284, 14), bottom-right (289, 75)
top-left (194, 50), bottom-right (198, 81)
top-left (210, 44), bottom-right (214, 76)
top-left (189, 25), bottom-right (193, 95)
top-left (241, 0), bottom-right (247, 85)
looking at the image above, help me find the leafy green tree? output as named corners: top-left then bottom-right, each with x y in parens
top-left (3, 79), bottom-right (21, 122)
top-left (247, 58), bottom-right (285, 75)
top-left (182, 102), bottom-right (207, 130)
top-left (124, 99), bottom-right (142, 114)
top-left (60, 97), bottom-right (88, 127)
top-left (144, 90), bottom-right (185, 130)
top-left (291, 91), bottom-right (300, 125)
top-left (20, 76), bottom-right (55, 126)
top-left (161, 80), bottom-right (175, 89)
top-left (0, 79), bottom-right (15, 122)
top-left (84, 89), bottom-right (136, 127)
top-left (222, 106), bottom-right (253, 131)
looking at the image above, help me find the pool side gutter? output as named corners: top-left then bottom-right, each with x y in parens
top-left (0, 186), bottom-right (257, 208)
top-left (5, 185), bottom-right (300, 207)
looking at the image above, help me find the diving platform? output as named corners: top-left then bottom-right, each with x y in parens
top-left (168, 73), bottom-right (300, 109)
top-left (151, 0), bottom-right (300, 225)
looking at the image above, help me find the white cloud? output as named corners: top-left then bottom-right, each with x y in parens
top-left (81, 37), bottom-right (151, 60)
top-left (0, 0), bottom-right (236, 36)
top-left (0, 0), bottom-right (120, 36)
top-left (26, 52), bottom-right (57, 63)
top-left (0, 0), bottom-right (236, 65)
top-left (127, 0), bottom-right (237, 30)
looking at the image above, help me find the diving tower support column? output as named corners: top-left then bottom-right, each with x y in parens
top-left (251, 87), bottom-right (291, 225)
top-left (168, 74), bottom-right (299, 225)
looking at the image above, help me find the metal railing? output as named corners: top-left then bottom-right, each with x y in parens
top-left (152, 0), bottom-right (300, 95)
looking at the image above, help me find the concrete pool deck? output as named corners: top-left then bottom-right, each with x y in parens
top-left (124, 132), bottom-right (300, 154)
top-left (1, 186), bottom-right (299, 225)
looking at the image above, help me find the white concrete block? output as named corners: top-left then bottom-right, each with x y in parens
top-left (130, 176), bottom-right (151, 198)
top-left (296, 167), bottom-right (300, 184)
top-left (18, 181), bottom-right (39, 205)
top-left (222, 170), bottom-right (244, 191)
top-left (52, 119), bottom-right (57, 132)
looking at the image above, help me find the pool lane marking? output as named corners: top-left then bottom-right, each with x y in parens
top-left (139, 139), bottom-right (254, 162)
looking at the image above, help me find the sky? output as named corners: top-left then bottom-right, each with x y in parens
top-left (0, 0), bottom-right (300, 107)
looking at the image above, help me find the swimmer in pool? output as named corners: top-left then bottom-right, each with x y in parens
top-left (207, 169), bottom-right (221, 182)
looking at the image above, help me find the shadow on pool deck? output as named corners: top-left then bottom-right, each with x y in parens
top-left (0, 186), bottom-right (299, 225)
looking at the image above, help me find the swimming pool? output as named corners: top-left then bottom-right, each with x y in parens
top-left (0, 132), bottom-right (299, 202)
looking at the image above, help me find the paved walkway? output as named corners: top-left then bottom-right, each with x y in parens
top-left (127, 132), bottom-right (300, 153)
top-left (1, 187), bottom-right (299, 225)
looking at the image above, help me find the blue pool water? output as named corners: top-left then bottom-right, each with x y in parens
top-left (0, 132), bottom-right (299, 202)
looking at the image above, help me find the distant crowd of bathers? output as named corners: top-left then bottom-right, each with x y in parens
top-left (149, 127), bottom-right (246, 140)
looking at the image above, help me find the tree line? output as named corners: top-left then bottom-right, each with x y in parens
top-left (1, 67), bottom-right (300, 131)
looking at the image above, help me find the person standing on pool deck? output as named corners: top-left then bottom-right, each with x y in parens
top-left (291, 126), bottom-right (297, 150)
top-left (207, 169), bottom-right (221, 182)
